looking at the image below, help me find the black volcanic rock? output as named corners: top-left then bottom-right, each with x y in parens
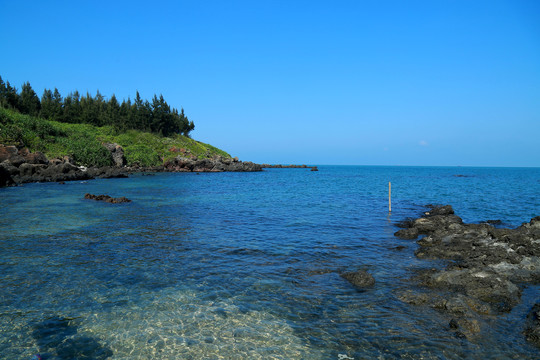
top-left (84, 193), bottom-right (132, 203)
top-left (394, 205), bottom-right (540, 344)
top-left (341, 270), bottom-right (375, 289)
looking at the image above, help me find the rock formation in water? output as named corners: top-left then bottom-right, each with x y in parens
top-left (84, 193), bottom-right (132, 203)
top-left (394, 205), bottom-right (540, 343)
top-left (341, 270), bottom-right (375, 289)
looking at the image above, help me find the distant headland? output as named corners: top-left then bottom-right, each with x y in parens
top-left (0, 76), bottom-right (315, 187)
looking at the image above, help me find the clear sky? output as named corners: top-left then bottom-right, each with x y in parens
top-left (1, 0), bottom-right (539, 166)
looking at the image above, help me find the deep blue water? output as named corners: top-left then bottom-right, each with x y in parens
top-left (1, 166), bottom-right (539, 359)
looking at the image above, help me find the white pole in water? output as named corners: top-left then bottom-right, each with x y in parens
top-left (388, 182), bottom-right (392, 212)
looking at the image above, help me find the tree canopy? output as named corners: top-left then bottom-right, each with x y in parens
top-left (0, 75), bottom-right (194, 137)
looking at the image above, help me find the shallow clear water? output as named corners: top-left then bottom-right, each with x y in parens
top-left (1, 166), bottom-right (539, 359)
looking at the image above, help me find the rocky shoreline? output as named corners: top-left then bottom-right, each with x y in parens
top-left (0, 144), bottom-right (264, 187)
top-left (394, 205), bottom-right (540, 345)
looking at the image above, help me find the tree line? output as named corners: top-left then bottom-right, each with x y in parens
top-left (0, 75), bottom-right (195, 137)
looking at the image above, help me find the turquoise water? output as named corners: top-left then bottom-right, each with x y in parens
top-left (1, 166), bottom-right (539, 359)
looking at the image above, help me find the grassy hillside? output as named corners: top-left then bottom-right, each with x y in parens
top-left (0, 107), bottom-right (230, 167)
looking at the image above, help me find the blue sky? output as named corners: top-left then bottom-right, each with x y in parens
top-left (1, 0), bottom-right (539, 166)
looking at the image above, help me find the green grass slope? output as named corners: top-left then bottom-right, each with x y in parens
top-left (0, 107), bottom-right (231, 167)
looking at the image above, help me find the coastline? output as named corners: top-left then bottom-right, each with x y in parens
top-left (0, 144), bottom-right (265, 187)
top-left (0, 144), bottom-right (321, 187)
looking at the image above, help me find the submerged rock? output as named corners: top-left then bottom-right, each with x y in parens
top-left (341, 270), bottom-right (375, 289)
top-left (84, 193), bottom-right (132, 203)
top-left (524, 303), bottom-right (540, 347)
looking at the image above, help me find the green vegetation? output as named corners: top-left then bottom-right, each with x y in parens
top-left (0, 75), bottom-right (194, 137)
top-left (0, 75), bottom-right (231, 167)
top-left (0, 107), bottom-right (230, 167)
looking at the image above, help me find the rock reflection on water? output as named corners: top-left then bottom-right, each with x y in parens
top-left (31, 316), bottom-right (112, 360)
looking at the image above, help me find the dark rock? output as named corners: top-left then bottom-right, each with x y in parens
top-left (163, 156), bottom-right (262, 173)
top-left (25, 163), bottom-right (93, 184)
top-left (391, 245), bottom-right (406, 251)
top-left (424, 268), bottom-right (522, 313)
top-left (341, 270), bottom-right (375, 289)
top-left (311, 166), bottom-right (319, 171)
top-left (0, 163), bottom-right (14, 187)
top-left (84, 193), bottom-right (131, 203)
top-left (262, 164), bottom-right (311, 169)
top-left (0, 160), bottom-right (19, 176)
top-left (24, 151), bottom-right (49, 165)
top-left (396, 290), bottom-right (433, 305)
top-left (394, 205), bottom-right (540, 342)
top-left (432, 294), bottom-right (491, 316)
top-left (394, 228), bottom-right (419, 239)
top-left (18, 163), bottom-right (46, 177)
top-left (395, 217), bottom-right (416, 229)
top-left (485, 219), bottom-right (502, 225)
top-left (424, 205), bottom-right (455, 216)
top-left (412, 214), bottom-right (463, 234)
top-left (0, 144), bottom-right (30, 167)
top-left (8, 155), bottom-right (26, 167)
top-left (449, 317), bottom-right (481, 337)
top-left (0, 145), bottom-right (19, 162)
top-left (524, 303), bottom-right (540, 347)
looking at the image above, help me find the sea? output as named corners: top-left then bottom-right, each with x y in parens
top-left (1, 166), bottom-right (539, 360)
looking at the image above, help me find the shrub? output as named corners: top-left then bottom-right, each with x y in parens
top-left (124, 144), bottom-right (160, 167)
top-left (58, 135), bottom-right (112, 167)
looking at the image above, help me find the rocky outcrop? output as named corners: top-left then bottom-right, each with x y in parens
top-left (0, 146), bottom-right (93, 184)
top-left (0, 144), bottom-right (126, 185)
top-left (262, 164), bottom-right (309, 168)
top-left (341, 270), bottom-right (375, 289)
top-left (0, 144), bottom-right (263, 187)
top-left (0, 145), bottom-right (48, 166)
top-left (262, 164), bottom-right (318, 171)
top-left (394, 205), bottom-right (540, 343)
top-left (103, 143), bottom-right (126, 167)
top-left (84, 193), bottom-right (131, 203)
top-left (163, 155), bottom-right (262, 172)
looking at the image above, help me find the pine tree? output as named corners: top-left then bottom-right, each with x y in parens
top-left (20, 82), bottom-right (41, 116)
top-left (4, 81), bottom-right (20, 111)
top-left (63, 92), bottom-right (81, 123)
top-left (105, 94), bottom-right (120, 128)
top-left (0, 76), bottom-right (6, 108)
top-left (52, 88), bottom-right (63, 120)
top-left (40, 89), bottom-right (54, 119)
top-left (80, 92), bottom-right (99, 125)
top-left (94, 90), bottom-right (106, 126)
